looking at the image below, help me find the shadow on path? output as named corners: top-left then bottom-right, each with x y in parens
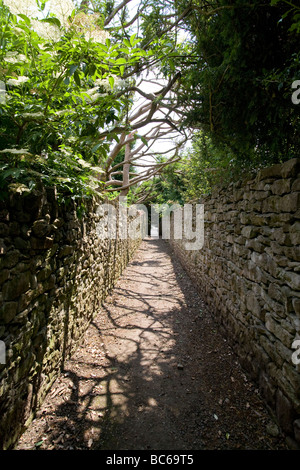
top-left (16, 239), bottom-right (288, 450)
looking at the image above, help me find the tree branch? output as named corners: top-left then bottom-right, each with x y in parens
top-left (104, 0), bottom-right (133, 26)
top-left (104, 156), bottom-right (181, 192)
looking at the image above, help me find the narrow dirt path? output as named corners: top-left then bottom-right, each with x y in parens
top-left (16, 239), bottom-right (288, 450)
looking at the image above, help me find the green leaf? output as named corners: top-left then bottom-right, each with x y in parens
top-left (141, 136), bottom-right (148, 147)
top-left (55, 76), bottom-right (64, 87)
top-left (87, 63), bottom-right (96, 77)
top-left (115, 58), bottom-right (127, 65)
top-left (123, 39), bottom-right (131, 49)
top-left (41, 17), bottom-right (61, 28)
top-left (130, 34), bottom-right (140, 47)
top-left (97, 43), bottom-right (108, 53)
top-left (111, 133), bottom-right (119, 143)
top-left (69, 64), bottom-right (78, 76)
top-left (91, 142), bottom-right (102, 153)
top-left (73, 71), bottom-right (81, 87)
top-left (108, 76), bottom-right (114, 90)
top-left (130, 33), bottom-right (136, 46)
top-left (18, 14), bottom-right (31, 26)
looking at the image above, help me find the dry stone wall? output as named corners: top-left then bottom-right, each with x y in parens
top-left (0, 184), bottom-right (141, 449)
top-left (169, 157), bottom-right (300, 447)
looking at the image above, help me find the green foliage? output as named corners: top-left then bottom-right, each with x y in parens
top-left (0, 147), bottom-right (104, 202)
top-left (129, 162), bottom-right (187, 206)
top-left (2, 0), bottom-right (298, 206)
top-left (133, 0), bottom-right (300, 205)
top-left (0, 0), bottom-right (160, 200)
top-left (271, 0), bottom-right (300, 33)
top-left (130, 128), bottom-right (280, 206)
top-left (175, 0), bottom-right (300, 166)
top-left (179, 133), bottom-right (266, 201)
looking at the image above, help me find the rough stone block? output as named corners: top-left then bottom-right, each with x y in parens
top-left (271, 228), bottom-right (291, 245)
top-left (282, 362), bottom-right (300, 396)
top-left (262, 291), bottom-right (286, 318)
top-left (57, 245), bottom-right (74, 258)
top-left (3, 250), bottom-right (20, 269)
top-left (246, 292), bottom-right (262, 318)
top-left (276, 389), bottom-right (296, 434)
top-left (30, 237), bottom-right (54, 250)
top-left (291, 178), bottom-right (300, 192)
top-left (268, 283), bottom-right (284, 304)
top-left (259, 370), bottom-right (276, 407)
top-left (284, 246), bottom-right (300, 262)
top-left (14, 237), bottom-right (30, 251)
top-left (31, 219), bottom-right (51, 238)
top-left (292, 298), bottom-right (300, 316)
top-left (271, 179), bottom-right (291, 195)
top-left (280, 193), bottom-right (300, 213)
top-left (241, 226), bottom-right (259, 239)
top-left (251, 251), bottom-right (278, 277)
top-left (262, 196), bottom-right (281, 213)
top-left (257, 163), bottom-right (283, 181)
top-left (2, 271), bottom-right (32, 301)
top-left (245, 239), bottom-right (265, 253)
top-left (0, 302), bottom-right (18, 323)
top-left (278, 269), bottom-right (300, 291)
top-left (265, 314), bottom-right (294, 347)
top-left (280, 158), bottom-right (300, 179)
top-left (0, 223), bottom-right (9, 237)
top-left (0, 239), bottom-right (7, 255)
top-left (294, 419), bottom-right (300, 444)
top-left (0, 269), bottom-right (9, 286)
top-left (289, 222), bottom-right (300, 246)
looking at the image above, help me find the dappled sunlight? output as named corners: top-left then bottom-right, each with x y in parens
top-left (16, 239), bottom-right (289, 451)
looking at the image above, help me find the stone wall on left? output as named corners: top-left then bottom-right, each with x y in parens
top-left (0, 184), bottom-right (142, 450)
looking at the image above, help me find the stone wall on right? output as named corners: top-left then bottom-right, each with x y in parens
top-left (169, 158), bottom-right (300, 447)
